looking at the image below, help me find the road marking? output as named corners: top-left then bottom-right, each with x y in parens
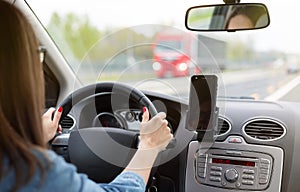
top-left (265, 75), bottom-right (300, 101)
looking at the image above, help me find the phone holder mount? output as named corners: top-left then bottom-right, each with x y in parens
top-left (196, 107), bottom-right (219, 143)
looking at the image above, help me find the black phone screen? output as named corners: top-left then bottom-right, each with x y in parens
top-left (186, 75), bottom-right (218, 131)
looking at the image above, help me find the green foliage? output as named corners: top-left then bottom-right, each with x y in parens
top-left (47, 12), bottom-right (101, 60)
top-left (46, 12), bottom-right (153, 63)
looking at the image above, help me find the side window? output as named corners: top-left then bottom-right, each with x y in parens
top-left (43, 63), bottom-right (60, 108)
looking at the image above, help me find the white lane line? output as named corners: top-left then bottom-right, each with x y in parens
top-left (265, 75), bottom-right (300, 101)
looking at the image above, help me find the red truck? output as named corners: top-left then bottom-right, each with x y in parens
top-left (152, 29), bottom-right (227, 78)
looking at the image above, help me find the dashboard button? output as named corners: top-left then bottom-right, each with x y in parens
top-left (211, 166), bottom-right (222, 171)
top-left (197, 158), bottom-right (207, 163)
top-left (198, 167), bottom-right (206, 173)
top-left (242, 180), bottom-right (254, 185)
top-left (259, 178), bottom-right (268, 184)
top-left (259, 174), bottom-right (269, 179)
top-left (260, 164), bottom-right (270, 169)
top-left (198, 167), bottom-right (205, 172)
top-left (209, 176), bottom-right (221, 182)
top-left (210, 171), bottom-right (222, 176)
top-left (242, 174), bottom-right (254, 180)
top-left (243, 169), bottom-right (255, 174)
top-left (125, 111), bottom-right (135, 122)
top-left (197, 162), bottom-right (206, 168)
top-left (198, 154), bottom-right (207, 158)
top-left (198, 172), bottom-right (206, 178)
top-left (228, 137), bottom-right (243, 143)
top-left (260, 168), bottom-right (269, 174)
top-left (260, 158), bottom-right (271, 164)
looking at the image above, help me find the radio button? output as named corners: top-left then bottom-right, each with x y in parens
top-left (243, 169), bottom-right (255, 174)
top-left (198, 172), bottom-right (206, 178)
top-left (225, 169), bottom-right (239, 183)
top-left (259, 174), bottom-right (269, 179)
top-left (209, 176), bottom-right (221, 182)
top-left (260, 164), bottom-right (270, 169)
top-left (210, 171), bottom-right (222, 176)
top-left (259, 178), bottom-right (268, 184)
top-left (242, 175), bottom-right (255, 180)
top-left (197, 158), bottom-right (207, 163)
top-left (211, 166), bottom-right (222, 171)
top-left (197, 162), bottom-right (206, 168)
top-left (242, 180), bottom-right (254, 185)
top-left (197, 165), bottom-right (206, 178)
top-left (198, 167), bottom-right (206, 173)
top-left (221, 181), bottom-right (227, 186)
top-left (260, 168), bottom-right (269, 174)
top-left (198, 155), bottom-right (207, 161)
top-left (260, 158), bottom-right (271, 164)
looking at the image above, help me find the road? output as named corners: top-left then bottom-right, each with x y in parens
top-left (133, 68), bottom-right (299, 101)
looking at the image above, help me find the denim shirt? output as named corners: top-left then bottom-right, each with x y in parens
top-left (0, 150), bottom-right (146, 192)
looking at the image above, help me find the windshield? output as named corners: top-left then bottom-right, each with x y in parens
top-left (27, 0), bottom-right (300, 102)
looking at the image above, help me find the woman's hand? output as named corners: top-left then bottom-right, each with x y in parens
top-left (42, 107), bottom-right (63, 143)
top-left (123, 107), bottom-right (173, 183)
top-left (139, 107), bottom-right (173, 152)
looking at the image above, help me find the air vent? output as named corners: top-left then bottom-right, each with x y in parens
top-left (60, 115), bottom-right (75, 130)
top-left (217, 117), bottom-right (231, 136)
top-left (243, 119), bottom-right (286, 141)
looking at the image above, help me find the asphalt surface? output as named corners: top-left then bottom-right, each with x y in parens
top-left (134, 68), bottom-right (299, 101)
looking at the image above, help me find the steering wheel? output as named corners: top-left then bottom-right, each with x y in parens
top-left (56, 82), bottom-right (159, 183)
top-left (59, 82), bottom-right (158, 120)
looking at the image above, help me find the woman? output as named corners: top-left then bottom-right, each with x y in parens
top-left (225, 5), bottom-right (267, 30)
top-left (0, 1), bottom-right (173, 191)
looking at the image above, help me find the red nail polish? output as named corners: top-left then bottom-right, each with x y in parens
top-left (58, 107), bottom-right (63, 112)
top-left (143, 107), bottom-right (146, 113)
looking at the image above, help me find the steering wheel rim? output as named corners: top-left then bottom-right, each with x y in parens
top-left (58, 82), bottom-right (158, 123)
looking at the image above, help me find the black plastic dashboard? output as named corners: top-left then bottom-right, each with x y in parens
top-left (145, 92), bottom-right (300, 192)
top-left (53, 90), bottom-right (300, 192)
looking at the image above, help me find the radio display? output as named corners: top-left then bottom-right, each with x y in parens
top-left (212, 158), bottom-right (255, 167)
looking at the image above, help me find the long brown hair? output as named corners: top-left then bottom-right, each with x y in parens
top-left (0, 1), bottom-right (46, 191)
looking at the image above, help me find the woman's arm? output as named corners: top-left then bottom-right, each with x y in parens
top-left (123, 107), bottom-right (173, 184)
top-left (39, 107), bottom-right (172, 191)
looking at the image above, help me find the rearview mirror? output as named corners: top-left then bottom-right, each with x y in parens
top-left (185, 3), bottom-right (270, 32)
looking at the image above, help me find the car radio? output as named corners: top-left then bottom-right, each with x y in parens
top-left (195, 148), bottom-right (273, 190)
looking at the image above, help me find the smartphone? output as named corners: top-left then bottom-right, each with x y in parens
top-left (186, 75), bottom-right (218, 132)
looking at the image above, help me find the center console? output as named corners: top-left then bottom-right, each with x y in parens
top-left (185, 136), bottom-right (283, 192)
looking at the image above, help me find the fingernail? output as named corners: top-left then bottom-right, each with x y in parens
top-left (58, 107), bottom-right (63, 112)
top-left (143, 107), bottom-right (147, 113)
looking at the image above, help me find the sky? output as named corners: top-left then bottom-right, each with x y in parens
top-left (26, 0), bottom-right (300, 54)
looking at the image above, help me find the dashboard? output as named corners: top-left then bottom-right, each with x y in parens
top-left (54, 91), bottom-right (300, 192)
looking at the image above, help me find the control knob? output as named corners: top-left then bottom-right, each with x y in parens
top-left (225, 168), bottom-right (239, 183)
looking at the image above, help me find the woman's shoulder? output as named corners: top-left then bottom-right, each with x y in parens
top-left (30, 148), bottom-right (100, 191)
top-left (31, 148), bottom-right (79, 178)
